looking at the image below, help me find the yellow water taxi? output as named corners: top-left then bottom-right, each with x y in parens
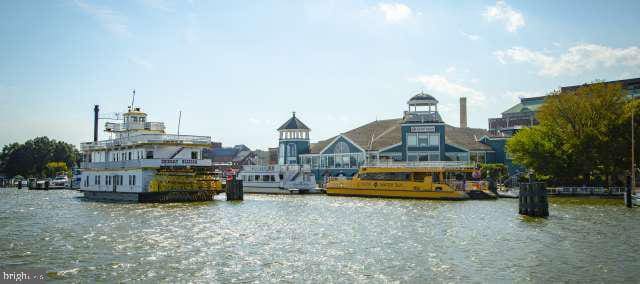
top-left (325, 162), bottom-right (496, 200)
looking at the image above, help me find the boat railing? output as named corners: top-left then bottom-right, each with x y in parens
top-left (364, 161), bottom-right (476, 169)
top-left (81, 158), bottom-right (212, 169)
top-left (241, 164), bottom-right (311, 172)
top-left (81, 134), bottom-right (211, 150)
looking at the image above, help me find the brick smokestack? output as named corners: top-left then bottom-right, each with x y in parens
top-left (459, 97), bottom-right (467, 128)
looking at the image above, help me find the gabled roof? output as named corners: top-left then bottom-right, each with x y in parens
top-left (444, 125), bottom-right (493, 151)
top-left (309, 118), bottom-right (402, 154)
top-left (277, 113), bottom-right (310, 131)
top-left (308, 118), bottom-right (492, 154)
top-left (501, 96), bottom-right (547, 115)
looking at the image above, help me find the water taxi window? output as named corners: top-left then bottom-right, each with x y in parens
top-left (262, 175), bottom-right (270, 182)
top-left (191, 151), bottom-right (198, 159)
top-left (146, 151), bottom-right (154, 159)
top-left (414, 173), bottom-right (440, 182)
top-left (270, 175), bottom-right (276, 182)
top-left (255, 175), bottom-right (260, 181)
top-left (360, 172), bottom-right (410, 181)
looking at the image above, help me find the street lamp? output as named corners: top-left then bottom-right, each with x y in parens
top-left (628, 92), bottom-right (636, 208)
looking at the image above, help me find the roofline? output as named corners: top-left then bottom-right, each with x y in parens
top-left (319, 134), bottom-right (366, 154)
top-left (561, 77), bottom-right (640, 92)
top-left (378, 142), bottom-right (402, 152)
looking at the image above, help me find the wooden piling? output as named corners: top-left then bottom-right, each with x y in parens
top-left (226, 178), bottom-right (244, 201)
top-left (519, 182), bottom-right (549, 217)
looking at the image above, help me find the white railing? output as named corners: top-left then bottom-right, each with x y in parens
top-left (105, 122), bottom-right (165, 132)
top-left (363, 161), bottom-right (476, 169)
top-left (81, 159), bottom-right (212, 169)
top-left (547, 186), bottom-right (627, 195)
top-left (81, 134), bottom-right (211, 150)
top-left (241, 164), bottom-right (311, 172)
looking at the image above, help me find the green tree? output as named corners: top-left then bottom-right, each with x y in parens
top-left (0, 137), bottom-right (81, 178)
top-left (507, 82), bottom-right (638, 186)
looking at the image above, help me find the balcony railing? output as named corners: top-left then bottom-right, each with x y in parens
top-left (81, 159), bottom-right (212, 169)
top-left (241, 164), bottom-right (311, 172)
top-left (363, 161), bottom-right (476, 169)
top-left (81, 134), bottom-right (211, 150)
top-left (105, 122), bottom-right (165, 132)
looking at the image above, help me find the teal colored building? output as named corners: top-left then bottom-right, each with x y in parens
top-left (277, 112), bottom-right (311, 165)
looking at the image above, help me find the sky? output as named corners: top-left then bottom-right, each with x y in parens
top-left (1, 0), bottom-right (640, 150)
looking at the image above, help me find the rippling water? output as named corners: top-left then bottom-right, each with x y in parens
top-left (0, 188), bottom-right (639, 282)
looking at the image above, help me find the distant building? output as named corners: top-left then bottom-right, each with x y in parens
top-left (203, 144), bottom-right (256, 169)
top-left (489, 77), bottom-right (640, 137)
top-left (488, 96), bottom-right (546, 136)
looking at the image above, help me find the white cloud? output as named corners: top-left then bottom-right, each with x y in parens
top-left (410, 75), bottom-right (486, 105)
top-left (445, 66), bottom-right (456, 73)
top-left (372, 3), bottom-right (413, 23)
top-left (494, 44), bottom-right (640, 76)
top-left (460, 31), bottom-right (480, 41)
top-left (484, 1), bottom-right (525, 32)
top-left (74, 0), bottom-right (130, 37)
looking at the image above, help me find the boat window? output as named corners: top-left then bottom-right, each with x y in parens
top-left (262, 175), bottom-right (270, 182)
top-left (191, 151), bottom-right (198, 159)
top-left (128, 152), bottom-right (132, 160)
top-left (255, 175), bottom-right (260, 181)
top-left (271, 175), bottom-right (276, 182)
top-left (413, 172), bottom-right (440, 182)
top-left (360, 172), bottom-right (410, 181)
top-left (146, 151), bottom-right (154, 159)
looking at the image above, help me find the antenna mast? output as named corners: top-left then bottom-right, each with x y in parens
top-left (131, 89), bottom-right (136, 108)
top-left (177, 110), bottom-right (182, 136)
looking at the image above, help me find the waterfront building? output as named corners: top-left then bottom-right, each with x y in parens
top-left (277, 112), bottom-right (311, 165)
top-left (236, 113), bottom-right (317, 194)
top-left (297, 92), bottom-right (497, 182)
top-left (80, 104), bottom-right (221, 202)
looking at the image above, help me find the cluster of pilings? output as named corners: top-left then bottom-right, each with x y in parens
top-left (519, 182), bottom-right (549, 217)
top-left (226, 178), bottom-right (244, 201)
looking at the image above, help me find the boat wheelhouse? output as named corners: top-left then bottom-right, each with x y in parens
top-left (79, 104), bottom-right (222, 202)
top-left (326, 161), bottom-right (496, 200)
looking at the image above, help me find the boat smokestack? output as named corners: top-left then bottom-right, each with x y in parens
top-left (93, 105), bottom-right (99, 142)
top-left (459, 97), bottom-right (467, 128)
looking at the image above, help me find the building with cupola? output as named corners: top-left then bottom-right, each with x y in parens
top-left (292, 92), bottom-right (502, 183)
top-left (277, 112), bottom-right (311, 165)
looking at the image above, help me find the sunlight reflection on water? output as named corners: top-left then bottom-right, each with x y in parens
top-left (0, 188), bottom-right (639, 282)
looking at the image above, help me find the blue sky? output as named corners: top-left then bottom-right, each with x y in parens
top-left (1, 0), bottom-right (640, 150)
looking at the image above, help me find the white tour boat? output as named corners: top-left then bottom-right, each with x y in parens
top-left (79, 103), bottom-right (222, 202)
top-left (237, 164), bottom-right (318, 194)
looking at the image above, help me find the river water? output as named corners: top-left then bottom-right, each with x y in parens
top-left (0, 188), bottom-right (638, 283)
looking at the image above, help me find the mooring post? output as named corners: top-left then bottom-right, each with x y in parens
top-left (518, 182), bottom-right (549, 217)
top-left (625, 175), bottom-right (633, 208)
top-left (226, 176), bottom-right (244, 201)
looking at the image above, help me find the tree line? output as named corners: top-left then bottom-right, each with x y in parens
top-left (0, 137), bottom-right (81, 178)
top-left (507, 82), bottom-right (639, 186)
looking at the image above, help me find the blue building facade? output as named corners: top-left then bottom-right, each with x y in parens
top-left (277, 112), bottom-right (311, 165)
